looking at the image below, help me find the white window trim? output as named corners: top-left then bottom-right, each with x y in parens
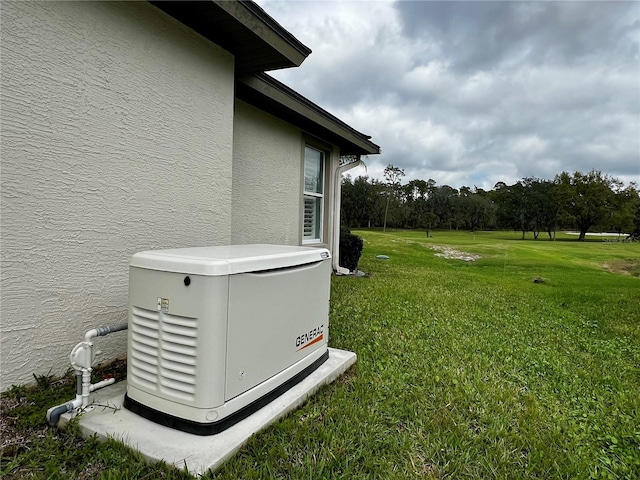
top-left (302, 146), bottom-right (325, 244)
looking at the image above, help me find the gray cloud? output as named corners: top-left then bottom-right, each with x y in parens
top-left (394, 1), bottom-right (639, 72)
top-left (258, 0), bottom-right (640, 190)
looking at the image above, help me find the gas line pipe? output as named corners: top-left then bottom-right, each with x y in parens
top-left (46, 323), bottom-right (128, 426)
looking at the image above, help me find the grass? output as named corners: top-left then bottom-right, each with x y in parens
top-left (2, 229), bottom-right (639, 479)
top-left (1, 360), bottom-right (191, 479)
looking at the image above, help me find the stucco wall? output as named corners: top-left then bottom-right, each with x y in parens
top-left (1, 1), bottom-right (235, 389)
top-left (231, 101), bottom-right (303, 245)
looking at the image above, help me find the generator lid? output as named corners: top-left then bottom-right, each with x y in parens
top-left (130, 244), bottom-right (331, 276)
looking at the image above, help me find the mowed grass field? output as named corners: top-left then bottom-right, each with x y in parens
top-left (2, 230), bottom-right (638, 479)
top-left (214, 230), bottom-right (639, 479)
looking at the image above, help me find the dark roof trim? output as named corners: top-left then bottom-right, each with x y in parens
top-left (222, 2), bottom-right (311, 59)
top-left (148, 1), bottom-right (311, 74)
top-left (237, 74), bottom-right (380, 156)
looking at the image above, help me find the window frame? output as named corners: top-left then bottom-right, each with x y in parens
top-left (302, 145), bottom-right (325, 244)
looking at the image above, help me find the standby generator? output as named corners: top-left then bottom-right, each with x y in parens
top-left (123, 244), bottom-right (331, 435)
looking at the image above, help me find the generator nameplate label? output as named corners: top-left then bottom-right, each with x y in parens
top-left (157, 297), bottom-right (169, 312)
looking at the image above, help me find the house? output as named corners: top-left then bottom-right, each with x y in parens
top-left (0, 0), bottom-right (379, 390)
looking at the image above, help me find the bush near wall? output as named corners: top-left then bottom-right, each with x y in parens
top-left (339, 227), bottom-right (363, 273)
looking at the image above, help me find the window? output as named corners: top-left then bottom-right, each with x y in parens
top-left (303, 146), bottom-right (324, 243)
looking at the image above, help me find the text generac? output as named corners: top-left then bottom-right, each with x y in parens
top-left (296, 325), bottom-right (324, 351)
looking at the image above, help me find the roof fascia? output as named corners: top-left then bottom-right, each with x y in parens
top-left (217, 1), bottom-right (311, 65)
top-left (148, 1), bottom-right (311, 74)
top-left (238, 74), bottom-right (380, 156)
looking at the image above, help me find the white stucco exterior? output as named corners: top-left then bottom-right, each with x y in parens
top-left (231, 101), bottom-right (303, 245)
top-left (1, 1), bottom-right (378, 390)
top-left (231, 101), bottom-right (341, 251)
top-left (0, 1), bottom-right (235, 389)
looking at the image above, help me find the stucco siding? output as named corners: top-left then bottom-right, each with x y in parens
top-left (231, 101), bottom-right (302, 245)
top-left (1, 1), bottom-right (235, 389)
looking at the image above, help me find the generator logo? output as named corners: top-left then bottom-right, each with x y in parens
top-left (295, 325), bottom-right (324, 351)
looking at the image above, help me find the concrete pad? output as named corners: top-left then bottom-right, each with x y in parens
top-left (59, 348), bottom-right (356, 476)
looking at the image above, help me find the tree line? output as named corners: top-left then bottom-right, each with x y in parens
top-left (341, 166), bottom-right (640, 241)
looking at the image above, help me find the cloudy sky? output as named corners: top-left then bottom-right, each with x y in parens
top-left (257, 0), bottom-right (640, 190)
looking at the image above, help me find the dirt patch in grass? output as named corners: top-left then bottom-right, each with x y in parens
top-left (0, 394), bottom-right (38, 463)
top-left (1, 373), bottom-right (75, 460)
top-left (602, 259), bottom-right (640, 277)
top-left (429, 245), bottom-right (481, 262)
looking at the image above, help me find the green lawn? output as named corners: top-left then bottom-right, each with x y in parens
top-left (2, 230), bottom-right (639, 479)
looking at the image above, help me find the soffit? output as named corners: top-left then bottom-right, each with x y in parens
top-left (148, 1), bottom-right (311, 75)
top-left (237, 74), bottom-right (380, 156)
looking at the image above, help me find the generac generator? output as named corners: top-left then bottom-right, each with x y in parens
top-left (123, 244), bottom-right (331, 435)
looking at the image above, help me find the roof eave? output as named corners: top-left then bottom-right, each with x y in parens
top-left (148, 0), bottom-right (311, 74)
top-left (237, 74), bottom-right (380, 156)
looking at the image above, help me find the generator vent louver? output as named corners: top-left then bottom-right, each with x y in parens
top-left (130, 306), bottom-right (198, 401)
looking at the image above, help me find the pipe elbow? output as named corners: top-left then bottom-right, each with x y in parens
top-left (46, 403), bottom-right (72, 427)
top-left (83, 329), bottom-right (98, 343)
top-left (47, 396), bottom-right (82, 426)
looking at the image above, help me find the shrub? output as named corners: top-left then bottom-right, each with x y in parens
top-left (339, 227), bottom-right (363, 273)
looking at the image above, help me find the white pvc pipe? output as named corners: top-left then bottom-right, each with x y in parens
top-left (84, 328), bottom-right (99, 343)
top-left (90, 377), bottom-right (116, 392)
top-left (81, 369), bottom-right (92, 408)
top-left (47, 323), bottom-right (128, 425)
